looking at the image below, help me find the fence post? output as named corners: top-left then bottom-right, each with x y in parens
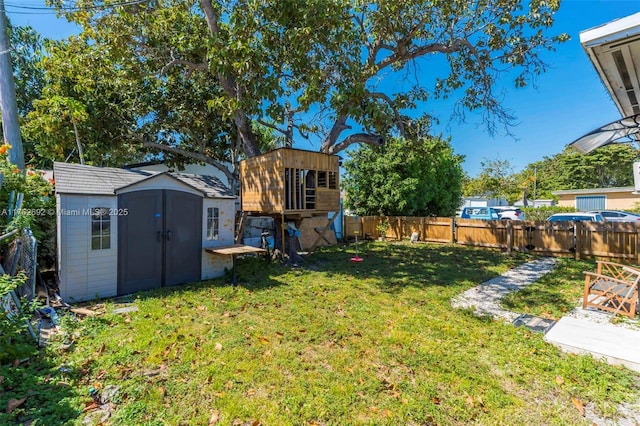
top-left (450, 217), bottom-right (456, 245)
top-left (574, 222), bottom-right (582, 260)
top-left (636, 225), bottom-right (640, 265)
top-left (421, 217), bottom-right (426, 242)
top-left (398, 217), bottom-right (404, 240)
top-left (506, 220), bottom-right (513, 253)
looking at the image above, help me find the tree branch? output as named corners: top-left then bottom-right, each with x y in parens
top-left (321, 114), bottom-right (350, 152)
top-left (367, 91), bottom-right (405, 135)
top-left (141, 140), bottom-right (235, 183)
top-left (376, 39), bottom-right (465, 71)
top-left (328, 133), bottom-right (384, 155)
top-left (160, 50), bottom-right (208, 76)
top-left (199, 0), bottom-right (261, 158)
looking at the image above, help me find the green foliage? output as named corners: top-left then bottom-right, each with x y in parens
top-left (35, 0), bottom-right (567, 164)
top-left (0, 145), bottom-right (55, 242)
top-left (7, 21), bottom-right (46, 118)
top-left (463, 158), bottom-right (517, 201)
top-left (0, 273), bottom-right (37, 364)
top-left (343, 137), bottom-right (464, 216)
top-left (514, 145), bottom-right (640, 201)
top-left (376, 218), bottom-right (390, 237)
top-left (521, 206), bottom-right (577, 221)
top-left (466, 145), bottom-right (640, 206)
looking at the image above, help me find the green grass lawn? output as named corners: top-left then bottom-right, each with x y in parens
top-left (1, 242), bottom-right (638, 425)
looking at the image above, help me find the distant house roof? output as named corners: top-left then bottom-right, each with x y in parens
top-left (53, 162), bottom-right (234, 198)
top-left (552, 187), bottom-right (637, 196)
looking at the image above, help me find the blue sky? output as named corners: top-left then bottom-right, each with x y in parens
top-left (6, 0), bottom-right (640, 176)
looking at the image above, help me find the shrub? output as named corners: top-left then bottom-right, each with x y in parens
top-left (522, 206), bottom-right (576, 221)
top-left (0, 273), bottom-right (38, 363)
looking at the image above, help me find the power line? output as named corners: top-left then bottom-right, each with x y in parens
top-left (5, 0), bottom-right (147, 14)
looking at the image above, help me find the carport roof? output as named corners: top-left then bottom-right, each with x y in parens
top-left (53, 162), bottom-right (234, 198)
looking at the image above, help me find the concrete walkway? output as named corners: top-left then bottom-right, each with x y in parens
top-left (451, 257), bottom-right (559, 321)
top-left (451, 257), bottom-right (640, 373)
top-left (451, 257), bottom-right (640, 425)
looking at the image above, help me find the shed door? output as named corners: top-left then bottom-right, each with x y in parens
top-left (118, 190), bottom-right (202, 295)
top-left (164, 190), bottom-right (202, 286)
top-left (576, 195), bottom-right (605, 211)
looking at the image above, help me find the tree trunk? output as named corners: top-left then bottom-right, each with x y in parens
top-left (273, 219), bottom-right (304, 265)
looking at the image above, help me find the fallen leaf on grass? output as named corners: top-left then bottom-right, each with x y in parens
top-left (432, 397), bottom-right (441, 405)
top-left (214, 343), bottom-right (223, 352)
top-left (381, 408), bottom-right (392, 417)
top-left (571, 396), bottom-right (585, 416)
top-left (209, 410), bottom-right (220, 425)
top-left (158, 386), bottom-right (166, 398)
top-left (96, 343), bottom-right (106, 355)
top-left (6, 397), bottom-right (26, 413)
top-left (82, 401), bottom-right (99, 413)
top-left (555, 376), bottom-right (565, 385)
top-left (258, 336), bottom-right (270, 345)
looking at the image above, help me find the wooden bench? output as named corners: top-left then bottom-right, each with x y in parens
top-left (583, 261), bottom-right (639, 319)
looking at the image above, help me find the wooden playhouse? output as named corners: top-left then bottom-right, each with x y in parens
top-left (239, 148), bottom-right (340, 250)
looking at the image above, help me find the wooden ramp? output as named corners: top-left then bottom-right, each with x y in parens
top-left (544, 314), bottom-right (640, 373)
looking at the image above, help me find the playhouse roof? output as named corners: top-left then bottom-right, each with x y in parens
top-left (53, 162), bottom-right (234, 198)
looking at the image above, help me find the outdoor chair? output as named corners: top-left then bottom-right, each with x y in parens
top-left (583, 261), bottom-right (639, 319)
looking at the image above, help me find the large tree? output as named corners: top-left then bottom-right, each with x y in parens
top-left (31, 0), bottom-right (567, 169)
top-left (515, 144), bottom-right (640, 199)
top-left (463, 157), bottom-right (518, 201)
top-left (343, 136), bottom-right (464, 216)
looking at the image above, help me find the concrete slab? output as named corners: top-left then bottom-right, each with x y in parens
top-left (545, 316), bottom-right (640, 373)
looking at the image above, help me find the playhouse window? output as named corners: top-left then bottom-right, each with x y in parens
top-left (328, 171), bottom-right (337, 189)
top-left (91, 207), bottom-right (111, 250)
top-left (207, 207), bottom-right (219, 240)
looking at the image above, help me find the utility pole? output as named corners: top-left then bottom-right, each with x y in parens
top-left (0, 0), bottom-right (24, 170)
top-left (533, 166), bottom-right (537, 208)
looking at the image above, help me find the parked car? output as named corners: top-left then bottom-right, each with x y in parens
top-left (460, 207), bottom-right (501, 220)
top-left (546, 212), bottom-right (605, 222)
top-left (587, 210), bottom-right (640, 222)
top-left (492, 206), bottom-right (526, 220)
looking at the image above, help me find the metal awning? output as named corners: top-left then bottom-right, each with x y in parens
top-left (568, 113), bottom-right (640, 154)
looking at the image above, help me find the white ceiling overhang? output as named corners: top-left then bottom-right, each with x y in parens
top-left (571, 12), bottom-right (640, 153)
top-left (581, 12), bottom-right (640, 117)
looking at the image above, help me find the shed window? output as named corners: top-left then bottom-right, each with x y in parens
top-left (91, 207), bottom-right (111, 250)
top-left (207, 207), bottom-right (219, 240)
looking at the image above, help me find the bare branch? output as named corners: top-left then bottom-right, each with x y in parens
top-left (376, 39), bottom-right (465, 71)
top-left (256, 118), bottom-right (288, 136)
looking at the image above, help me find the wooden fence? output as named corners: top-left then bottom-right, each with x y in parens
top-left (343, 216), bottom-right (640, 262)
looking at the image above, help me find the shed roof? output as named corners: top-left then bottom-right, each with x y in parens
top-left (53, 162), bottom-right (234, 198)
